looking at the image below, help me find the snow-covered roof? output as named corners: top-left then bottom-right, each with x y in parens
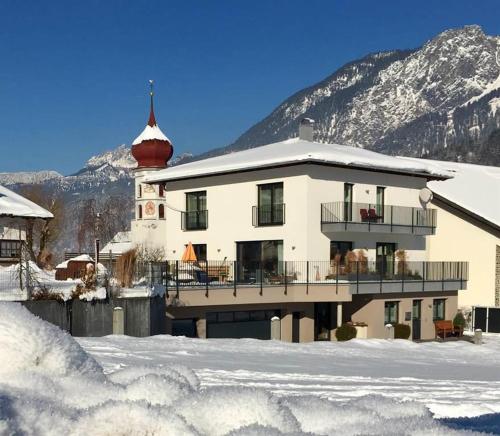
top-left (407, 159), bottom-right (500, 229)
top-left (56, 254), bottom-right (94, 269)
top-left (143, 138), bottom-right (453, 184)
top-left (100, 231), bottom-right (133, 255)
top-left (0, 185), bottom-right (53, 219)
top-left (132, 124), bottom-right (170, 146)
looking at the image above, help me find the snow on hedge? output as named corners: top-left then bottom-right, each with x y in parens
top-left (0, 303), bottom-right (491, 434)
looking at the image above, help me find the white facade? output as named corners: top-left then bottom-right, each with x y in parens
top-left (130, 168), bottom-right (167, 252)
top-left (162, 164), bottom-right (431, 263)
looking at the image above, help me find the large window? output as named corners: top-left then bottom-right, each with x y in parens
top-left (236, 240), bottom-right (283, 283)
top-left (184, 191), bottom-right (207, 230)
top-left (0, 240), bottom-right (21, 259)
top-left (433, 299), bottom-right (446, 321)
top-left (330, 241), bottom-right (353, 263)
top-left (343, 183), bottom-right (353, 221)
top-left (384, 301), bottom-right (399, 325)
top-left (256, 183), bottom-right (284, 226)
top-left (376, 186), bottom-right (385, 217)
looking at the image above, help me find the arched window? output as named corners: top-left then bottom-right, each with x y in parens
top-left (159, 204), bottom-right (165, 219)
top-left (138, 205), bottom-right (142, 219)
top-left (159, 184), bottom-right (165, 197)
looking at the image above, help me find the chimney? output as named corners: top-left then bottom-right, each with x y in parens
top-left (299, 118), bottom-right (315, 141)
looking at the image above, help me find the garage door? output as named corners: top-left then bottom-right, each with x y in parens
top-left (206, 310), bottom-right (280, 339)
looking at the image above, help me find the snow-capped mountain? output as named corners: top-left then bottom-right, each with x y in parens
top-left (199, 25), bottom-right (500, 166)
top-left (0, 170), bottom-right (62, 186)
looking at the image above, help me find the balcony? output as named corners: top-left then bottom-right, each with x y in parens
top-left (252, 203), bottom-right (285, 226)
top-left (164, 259), bottom-right (467, 305)
top-left (181, 210), bottom-right (208, 231)
top-left (321, 201), bottom-right (437, 235)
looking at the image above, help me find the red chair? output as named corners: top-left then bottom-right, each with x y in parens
top-left (360, 209), bottom-right (369, 222)
top-left (368, 209), bottom-right (381, 222)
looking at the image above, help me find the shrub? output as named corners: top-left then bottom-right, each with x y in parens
top-left (453, 311), bottom-right (466, 328)
top-left (393, 323), bottom-right (411, 339)
top-left (335, 323), bottom-right (357, 341)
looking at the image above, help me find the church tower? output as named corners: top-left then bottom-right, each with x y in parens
top-left (130, 81), bottom-right (173, 251)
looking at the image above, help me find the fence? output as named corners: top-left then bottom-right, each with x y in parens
top-left (321, 201), bottom-right (437, 230)
top-left (472, 306), bottom-right (500, 333)
top-left (164, 259), bottom-right (468, 291)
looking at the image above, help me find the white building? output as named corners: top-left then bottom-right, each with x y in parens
top-left (418, 160), bottom-right (500, 309)
top-left (143, 120), bottom-right (467, 341)
top-left (0, 184), bottom-right (53, 265)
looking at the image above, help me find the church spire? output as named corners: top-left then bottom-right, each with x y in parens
top-left (148, 79), bottom-right (157, 127)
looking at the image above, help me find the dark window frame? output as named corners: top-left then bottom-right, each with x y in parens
top-left (433, 299), bottom-right (446, 321)
top-left (384, 301), bottom-right (399, 325)
top-left (256, 182), bottom-right (284, 226)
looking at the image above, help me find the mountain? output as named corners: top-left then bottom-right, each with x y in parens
top-left (196, 25), bottom-right (500, 166)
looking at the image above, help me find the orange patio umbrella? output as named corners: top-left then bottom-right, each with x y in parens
top-left (181, 242), bottom-right (197, 262)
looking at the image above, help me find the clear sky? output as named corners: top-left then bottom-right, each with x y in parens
top-left (1, 0), bottom-right (500, 174)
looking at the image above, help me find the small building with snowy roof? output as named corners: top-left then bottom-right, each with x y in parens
top-left (0, 184), bottom-right (53, 265)
top-left (408, 159), bottom-right (500, 310)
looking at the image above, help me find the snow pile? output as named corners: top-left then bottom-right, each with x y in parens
top-left (0, 303), bottom-right (490, 435)
top-left (0, 303), bottom-right (102, 378)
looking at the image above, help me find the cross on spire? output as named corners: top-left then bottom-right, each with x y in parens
top-left (148, 79), bottom-right (157, 127)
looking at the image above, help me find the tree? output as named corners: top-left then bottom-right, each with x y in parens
top-left (76, 195), bottom-right (133, 253)
top-left (19, 185), bottom-right (64, 268)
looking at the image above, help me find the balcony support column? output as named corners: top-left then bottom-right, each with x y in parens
top-left (337, 303), bottom-right (343, 328)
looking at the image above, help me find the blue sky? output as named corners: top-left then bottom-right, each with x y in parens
top-left (1, 0), bottom-right (500, 174)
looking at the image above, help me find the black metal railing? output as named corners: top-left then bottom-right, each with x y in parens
top-left (252, 203), bottom-right (285, 226)
top-left (181, 210), bottom-right (208, 231)
top-left (164, 260), bottom-right (468, 294)
top-left (321, 201), bottom-right (437, 230)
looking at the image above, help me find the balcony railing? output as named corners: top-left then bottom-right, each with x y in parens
top-left (252, 203), bottom-right (285, 226)
top-left (321, 201), bottom-right (437, 233)
top-left (164, 259), bottom-right (468, 295)
top-left (181, 210), bottom-right (208, 231)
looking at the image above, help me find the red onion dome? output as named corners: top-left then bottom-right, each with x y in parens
top-left (131, 84), bottom-right (174, 169)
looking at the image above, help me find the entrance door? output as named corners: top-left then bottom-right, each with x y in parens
top-left (314, 303), bottom-right (331, 341)
top-left (292, 312), bottom-right (301, 343)
top-left (376, 243), bottom-right (396, 277)
top-left (412, 300), bottom-right (421, 340)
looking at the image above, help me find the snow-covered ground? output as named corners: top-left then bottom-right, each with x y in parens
top-left (2, 302), bottom-right (500, 435)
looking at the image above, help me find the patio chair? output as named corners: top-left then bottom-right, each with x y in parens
top-left (360, 208), bottom-right (369, 222)
top-left (368, 208), bottom-right (382, 222)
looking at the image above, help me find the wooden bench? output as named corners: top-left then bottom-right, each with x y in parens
top-left (206, 264), bottom-right (230, 282)
top-left (434, 320), bottom-right (463, 339)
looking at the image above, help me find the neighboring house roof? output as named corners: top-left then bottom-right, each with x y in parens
top-left (0, 185), bottom-right (53, 219)
top-left (407, 158), bottom-right (500, 230)
top-left (100, 231), bottom-right (133, 255)
top-left (144, 138), bottom-right (453, 184)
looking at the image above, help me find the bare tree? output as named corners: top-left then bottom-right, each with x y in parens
top-left (76, 195), bottom-right (133, 253)
top-left (19, 185), bottom-right (64, 268)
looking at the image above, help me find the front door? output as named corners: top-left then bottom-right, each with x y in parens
top-left (292, 312), bottom-right (301, 343)
top-left (412, 300), bottom-right (421, 340)
top-left (376, 243), bottom-right (396, 277)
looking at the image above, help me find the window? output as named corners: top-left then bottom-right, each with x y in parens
top-left (192, 244), bottom-right (207, 261)
top-left (433, 299), bottom-right (446, 321)
top-left (159, 184), bottom-right (165, 197)
top-left (376, 186), bottom-right (385, 217)
top-left (138, 184), bottom-right (142, 198)
top-left (138, 205), bottom-right (142, 219)
top-left (158, 204), bottom-right (165, 219)
top-left (0, 240), bottom-right (21, 258)
top-left (330, 241), bottom-right (353, 263)
top-left (256, 182), bottom-right (284, 225)
top-left (343, 183), bottom-right (353, 221)
top-left (184, 191), bottom-right (207, 230)
top-left (384, 301), bottom-right (399, 325)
